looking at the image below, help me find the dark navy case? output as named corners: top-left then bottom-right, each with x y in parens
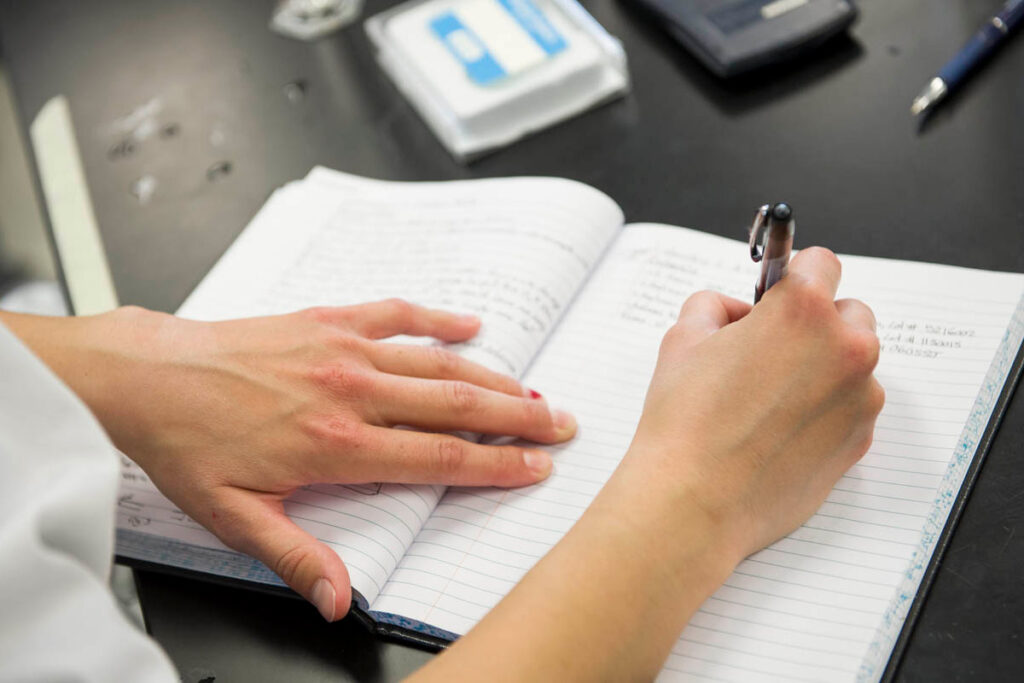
top-left (630, 0), bottom-right (858, 77)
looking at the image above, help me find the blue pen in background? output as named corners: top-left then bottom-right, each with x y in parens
top-left (912, 0), bottom-right (1024, 115)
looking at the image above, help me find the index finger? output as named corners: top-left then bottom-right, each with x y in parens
top-left (670, 290), bottom-right (752, 352)
top-left (784, 247), bottom-right (842, 301)
top-left (364, 343), bottom-right (528, 398)
top-left (328, 299), bottom-right (482, 342)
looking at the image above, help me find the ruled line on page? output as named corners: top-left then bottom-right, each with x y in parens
top-left (114, 170), bottom-right (626, 603)
top-left (372, 224), bottom-right (1024, 682)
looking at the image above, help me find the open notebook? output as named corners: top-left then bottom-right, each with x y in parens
top-left (116, 167), bottom-right (1024, 682)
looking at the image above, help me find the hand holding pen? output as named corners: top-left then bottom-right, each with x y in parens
top-left (749, 202), bottom-right (795, 303)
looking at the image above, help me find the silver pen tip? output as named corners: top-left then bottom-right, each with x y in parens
top-left (910, 77), bottom-right (948, 116)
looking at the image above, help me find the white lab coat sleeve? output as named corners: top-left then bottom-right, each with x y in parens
top-left (0, 322), bottom-right (177, 682)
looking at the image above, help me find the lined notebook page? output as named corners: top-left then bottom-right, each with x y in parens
top-left (115, 169), bottom-right (624, 603)
top-left (371, 223), bottom-right (1024, 680)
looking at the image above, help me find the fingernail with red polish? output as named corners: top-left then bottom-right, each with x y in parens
top-left (523, 450), bottom-right (552, 479)
top-left (311, 578), bottom-right (336, 622)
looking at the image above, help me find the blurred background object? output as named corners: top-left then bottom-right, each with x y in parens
top-left (625, 0), bottom-right (859, 77)
top-left (0, 62), bottom-right (66, 316)
top-left (271, 0), bottom-right (364, 40)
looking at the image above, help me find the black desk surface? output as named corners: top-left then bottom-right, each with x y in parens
top-left (3, 0), bottom-right (1023, 679)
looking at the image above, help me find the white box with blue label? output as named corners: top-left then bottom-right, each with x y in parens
top-left (365, 0), bottom-right (630, 160)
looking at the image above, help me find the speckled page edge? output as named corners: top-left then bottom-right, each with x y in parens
top-left (860, 291), bottom-right (1024, 682)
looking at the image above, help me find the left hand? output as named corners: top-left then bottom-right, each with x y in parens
top-left (4, 300), bottom-right (575, 621)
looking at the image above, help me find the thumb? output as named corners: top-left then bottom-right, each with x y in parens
top-left (213, 489), bottom-right (352, 621)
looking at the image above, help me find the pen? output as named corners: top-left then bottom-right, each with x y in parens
top-left (749, 202), bottom-right (795, 304)
top-left (911, 0), bottom-right (1024, 116)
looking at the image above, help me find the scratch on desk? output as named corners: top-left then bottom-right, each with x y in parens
top-left (998, 524), bottom-right (1016, 557)
top-left (944, 566), bottom-right (978, 589)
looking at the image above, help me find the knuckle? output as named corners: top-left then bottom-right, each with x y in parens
top-left (679, 290), bottom-right (716, 316)
top-left (863, 333), bottom-right (882, 369)
top-left (776, 288), bottom-right (837, 340)
top-left (303, 414), bottom-right (365, 450)
top-left (435, 438), bottom-right (468, 475)
top-left (303, 306), bottom-right (337, 325)
top-left (113, 305), bottom-right (167, 329)
top-left (868, 381), bottom-right (887, 415)
top-left (520, 397), bottom-right (551, 429)
top-left (660, 322), bottom-right (690, 351)
top-left (114, 304), bottom-right (147, 318)
top-left (492, 446), bottom-right (526, 478)
top-left (272, 543), bottom-right (315, 587)
top-left (309, 363), bottom-right (372, 396)
top-left (804, 246), bottom-right (842, 273)
top-left (804, 245), bottom-right (839, 261)
top-left (382, 298), bottom-right (414, 323)
top-left (325, 331), bottom-right (363, 354)
top-left (784, 278), bottom-right (833, 321)
top-left (842, 331), bottom-right (881, 376)
top-left (854, 429), bottom-right (875, 458)
top-left (861, 301), bottom-right (878, 331)
top-left (443, 380), bottom-right (480, 414)
top-left (498, 375), bottom-right (525, 397)
top-left (427, 346), bottom-right (462, 377)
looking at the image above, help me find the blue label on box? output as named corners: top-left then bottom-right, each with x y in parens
top-left (497, 0), bottom-right (567, 55)
top-left (429, 12), bottom-right (507, 85)
top-left (430, 0), bottom-right (567, 85)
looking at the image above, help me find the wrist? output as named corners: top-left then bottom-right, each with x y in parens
top-left (593, 439), bottom-right (747, 588)
top-left (0, 309), bottom-right (97, 387)
top-left (1, 307), bottom-right (176, 453)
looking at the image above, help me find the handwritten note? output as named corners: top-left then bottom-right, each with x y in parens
top-left (112, 167), bottom-right (1024, 681)
top-left (115, 168), bottom-right (624, 603)
top-left (178, 167), bottom-right (624, 378)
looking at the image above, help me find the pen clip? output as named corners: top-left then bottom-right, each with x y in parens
top-left (749, 204), bottom-right (771, 262)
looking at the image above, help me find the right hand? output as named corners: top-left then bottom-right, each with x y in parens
top-left (612, 247), bottom-right (885, 563)
top-left (406, 248), bottom-right (883, 682)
